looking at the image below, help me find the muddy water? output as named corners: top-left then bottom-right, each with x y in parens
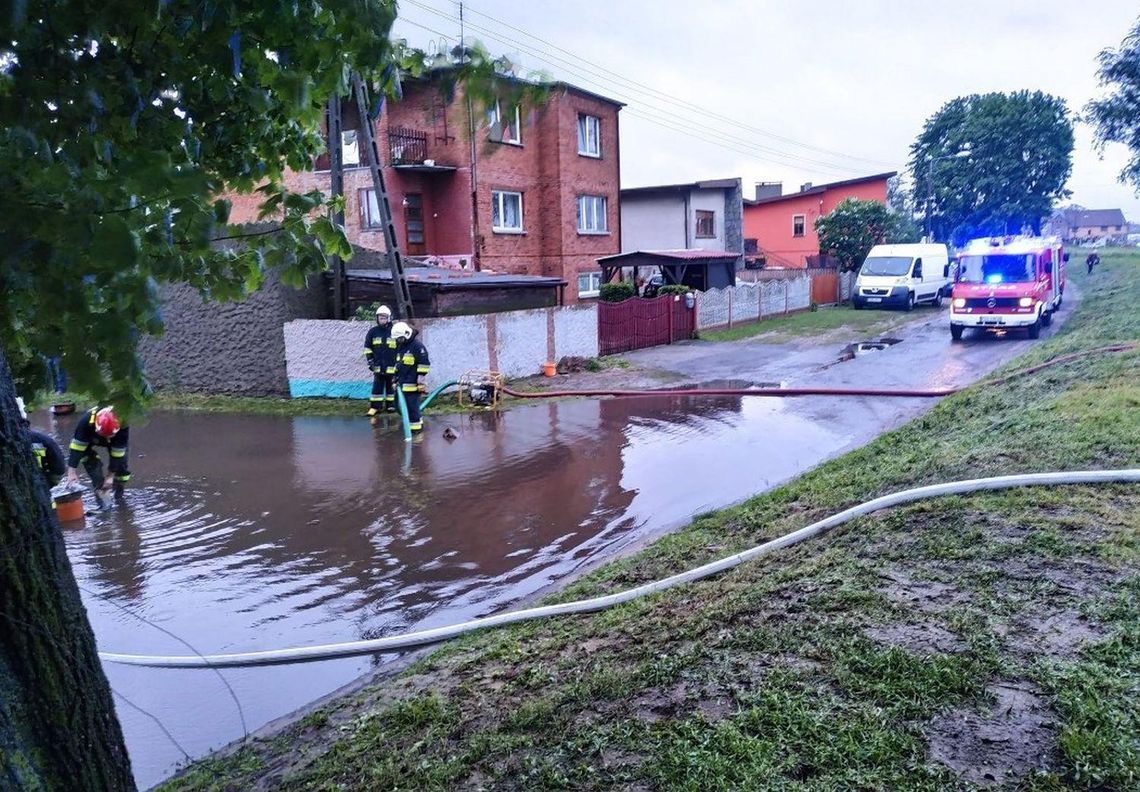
top-left (49, 396), bottom-right (865, 788)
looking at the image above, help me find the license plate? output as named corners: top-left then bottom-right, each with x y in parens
top-left (867, 297), bottom-right (882, 303)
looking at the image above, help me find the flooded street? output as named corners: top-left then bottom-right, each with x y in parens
top-left (45, 295), bottom-right (1076, 789)
top-left (55, 396), bottom-right (855, 788)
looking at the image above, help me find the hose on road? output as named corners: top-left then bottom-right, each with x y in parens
top-left (100, 468), bottom-right (1140, 668)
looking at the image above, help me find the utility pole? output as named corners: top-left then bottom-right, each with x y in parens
top-left (327, 94), bottom-right (346, 319)
top-left (351, 73), bottom-right (414, 320)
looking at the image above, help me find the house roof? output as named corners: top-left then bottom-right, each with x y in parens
top-left (412, 68), bottom-right (624, 109)
top-left (598, 249), bottom-right (739, 265)
top-left (346, 267), bottom-right (565, 291)
top-left (743, 171), bottom-right (897, 206)
top-left (1066, 208), bottom-right (1126, 228)
top-left (621, 178), bottom-right (741, 198)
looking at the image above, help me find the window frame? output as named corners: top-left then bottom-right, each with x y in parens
top-left (360, 188), bottom-right (383, 230)
top-left (576, 195), bottom-right (609, 234)
top-left (488, 101), bottom-right (522, 145)
top-left (341, 129), bottom-right (361, 166)
top-left (491, 189), bottom-right (524, 234)
top-left (577, 114), bottom-right (601, 158)
top-left (695, 209), bottom-right (716, 239)
top-left (792, 214), bottom-right (806, 237)
top-left (577, 271), bottom-right (602, 298)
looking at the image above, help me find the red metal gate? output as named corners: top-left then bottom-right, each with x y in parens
top-left (597, 297), bottom-right (695, 356)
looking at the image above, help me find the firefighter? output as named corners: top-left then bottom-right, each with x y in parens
top-left (16, 397), bottom-right (66, 488)
top-left (392, 321), bottom-right (430, 433)
top-left (364, 305), bottom-right (398, 416)
top-left (66, 406), bottom-right (130, 500)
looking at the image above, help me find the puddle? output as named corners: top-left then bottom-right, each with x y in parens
top-left (837, 337), bottom-right (903, 362)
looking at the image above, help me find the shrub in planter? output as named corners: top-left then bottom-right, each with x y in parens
top-left (659, 284), bottom-right (690, 297)
top-left (599, 282), bottom-right (636, 302)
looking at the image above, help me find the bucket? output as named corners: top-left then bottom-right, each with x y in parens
top-left (54, 493), bottom-right (85, 523)
top-left (542, 361), bottom-right (557, 377)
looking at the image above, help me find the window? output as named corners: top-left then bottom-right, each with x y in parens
top-left (487, 101), bottom-right (522, 145)
top-left (577, 271), bottom-right (602, 298)
top-left (341, 130), bottom-right (360, 166)
top-left (792, 214), bottom-right (806, 237)
top-left (491, 190), bottom-right (523, 233)
top-left (695, 210), bottom-right (716, 238)
top-left (577, 114), bottom-right (601, 157)
top-left (577, 195), bottom-right (608, 233)
top-left (360, 189), bottom-right (382, 229)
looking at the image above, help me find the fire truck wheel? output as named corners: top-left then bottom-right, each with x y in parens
top-left (950, 324), bottom-right (964, 341)
top-left (1028, 315), bottom-right (1042, 339)
top-left (1042, 309), bottom-right (1053, 327)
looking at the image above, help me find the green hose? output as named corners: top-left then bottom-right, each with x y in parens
top-left (421, 380), bottom-right (459, 411)
top-left (395, 388), bottom-right (412, 442)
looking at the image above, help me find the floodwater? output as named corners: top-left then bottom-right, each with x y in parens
top-left (45, 394), bottom-right (871, 789)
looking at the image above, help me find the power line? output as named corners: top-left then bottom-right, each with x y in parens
top-left (409, 0), bottom-right (899, 171)
top-left (398, 13), bottom-right (884, 177)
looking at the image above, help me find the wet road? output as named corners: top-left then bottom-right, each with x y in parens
top-left (48, 295), bottom-right (1072, 788)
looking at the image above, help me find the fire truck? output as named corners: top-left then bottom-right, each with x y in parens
top-left (948, 236), bottom-right (1067, 341)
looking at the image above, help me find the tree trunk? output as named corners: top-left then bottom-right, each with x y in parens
top-left (0, 351), bottom-right (134, 791)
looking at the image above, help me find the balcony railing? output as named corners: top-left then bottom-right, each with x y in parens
top-left (388, 126), bottom-right (429, 165)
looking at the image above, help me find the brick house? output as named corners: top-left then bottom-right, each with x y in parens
top-left (742, 172), bottom-right (895, 267)
top-left (229, 74), bottom-right (623, 304)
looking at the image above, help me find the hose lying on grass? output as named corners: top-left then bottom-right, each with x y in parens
top-left (100, 468), bottom-right (1140, 668)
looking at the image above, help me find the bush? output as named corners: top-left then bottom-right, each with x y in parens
top-left (352, 302), bottom-right (383, 321)
top-left (599, 282), bottom-right (636, 302)
top-left (659, 285), bottom-right (689, 297)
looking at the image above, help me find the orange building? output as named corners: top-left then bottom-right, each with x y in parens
top-left (742, 172), bottom-right (895, 268)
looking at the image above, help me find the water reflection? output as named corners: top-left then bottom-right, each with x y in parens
top-left (47, 393), bottom-right (850, 788)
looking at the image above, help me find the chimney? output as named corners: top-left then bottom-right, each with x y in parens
top-left (754, 181), bottom-right (782, 201)
top-left (799, 182), bottom-right (813, 192)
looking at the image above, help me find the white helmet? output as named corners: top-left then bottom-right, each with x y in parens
top-left (15, 397), bottom-right (28, 422)
top-left (375, 305), bottom-right (392, 322)
top-left (391, 321), bottom-right (413, 342)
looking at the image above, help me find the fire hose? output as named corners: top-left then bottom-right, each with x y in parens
top-left (101, 469), bottom-right (1140, 668)
top-left (100, 344), bottom-right (1137, 668)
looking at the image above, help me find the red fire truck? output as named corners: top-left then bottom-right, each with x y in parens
top-left (948, 236), bottom-right (1067, 341)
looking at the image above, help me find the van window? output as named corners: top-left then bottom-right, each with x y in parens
top-left (913, 258), bottom-right (923, 278)
top-left (859, 256), bottom-right (913, 276)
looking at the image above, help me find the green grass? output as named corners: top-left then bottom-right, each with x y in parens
top-left (700, 302), bottom-right (923, 343)
top-left (162, 251), bottom-right (1140, 791)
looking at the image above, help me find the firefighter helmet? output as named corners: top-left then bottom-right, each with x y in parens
top-left (94, 407), bottom-right (120, 437)
top-left (375, 305), bottom-right (392, 323)
top-left (391, 321), bottom-right (413, 342)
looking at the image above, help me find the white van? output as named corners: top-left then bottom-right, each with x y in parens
top-left (852, 243), bottom-right (952, 311)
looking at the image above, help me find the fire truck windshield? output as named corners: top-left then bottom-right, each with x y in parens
top-left (958, 253), bottom-right (1035, 284)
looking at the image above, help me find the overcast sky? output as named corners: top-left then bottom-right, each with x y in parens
top-left (393, 1), bottom-right (1140, 220)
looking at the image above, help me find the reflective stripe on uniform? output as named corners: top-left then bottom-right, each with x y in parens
top-left (372, 339), bottom-right (382, 346)
top-left (385, 367), bottom-right (396, 374)
top-left (114, 474), bottom-right (131, 482)
top-left (409, 422), bottom-right (423, 431)
top-left (69, 441), bottom-right (89, 452)
top-left (416, 366), bottom-right (430, 374)
top-left (110, 448), bottom-right (127, 458)
top-left (387, 339), bottom-right (397, 348)
top-left (401, 384), bottom-right (419, 392)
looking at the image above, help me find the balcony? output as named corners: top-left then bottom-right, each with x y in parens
top-left (388, 127), bottom-right (456, 174)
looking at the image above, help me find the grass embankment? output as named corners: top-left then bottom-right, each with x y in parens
top-left (701, 301), bottom-right (926, 343)
top-left (166, 254), bottom-right (1139, 790)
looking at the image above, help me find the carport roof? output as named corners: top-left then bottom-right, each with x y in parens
top-left (597, 249), bottom-right (739, 264)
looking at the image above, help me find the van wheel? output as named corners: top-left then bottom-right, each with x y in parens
top-left (853, 301), bottom-right (863, 311)
top-left (905, 292), bottom-right (915, 312)
top-left (932, 290), bottom-right (943, 308)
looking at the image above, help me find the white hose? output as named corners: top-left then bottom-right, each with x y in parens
top-left (100, 469), bottom-right (1140, 669)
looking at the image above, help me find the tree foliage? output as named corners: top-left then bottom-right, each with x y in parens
top-left (908, 91), bottom-right (1074, 244)
top-left (0, 2), bottom-right (538, 418)
top-left (1086, 16), bottom-right (1140, 192)
top-left (815, 198), bottom-right (919, 271)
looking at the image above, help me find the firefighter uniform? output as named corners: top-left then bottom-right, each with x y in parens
top-left (364, 323), bottom-right (398, 414)
top-left (67, 407), bottom-right (130, 494)
top-left (30, 428), bottom-right (66, 488)
top-left (394, 330), bottom-right (431, 432)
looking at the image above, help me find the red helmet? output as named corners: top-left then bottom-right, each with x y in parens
top-left (94, 407), bottom-right (120, 437)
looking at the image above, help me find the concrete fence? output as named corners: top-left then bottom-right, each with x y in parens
top-left (839, 270), bottom-right (855, 302)
top-left (695, 275), bottom-right (812, 331)
top-left (284, 305), bottom-right (598, 398)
